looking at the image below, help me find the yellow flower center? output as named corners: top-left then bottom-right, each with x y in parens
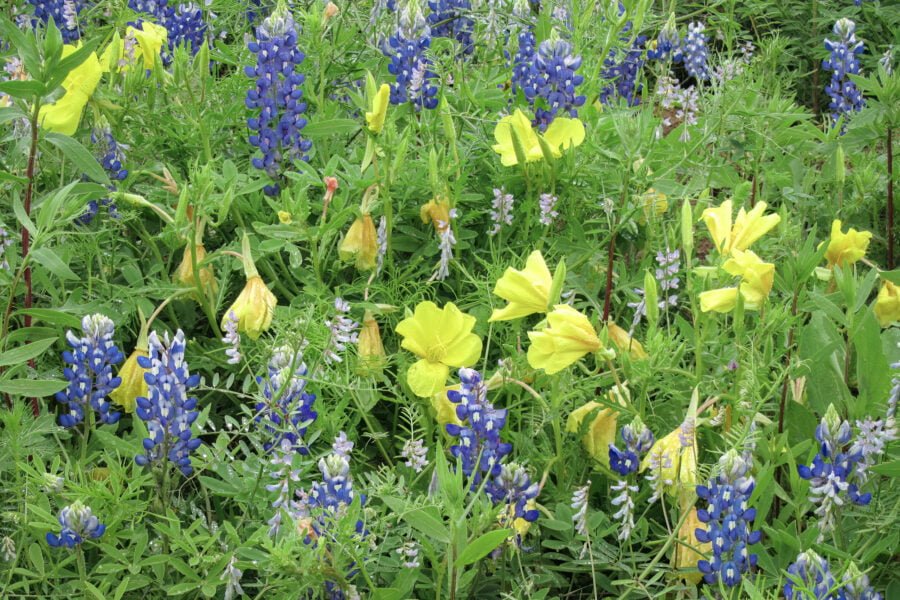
top-left (425, 344), bottom-right (446, 363)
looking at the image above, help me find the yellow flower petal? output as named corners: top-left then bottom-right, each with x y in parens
top-left (729, 202), bottom-right (781, 253)
top-left (491, 109), bottom-right (542, 166)
top-left (699, 287), bottom-right (739, 313)
top-left (542, 117), bottom-right (585, 153)
top-left (339, 214), bottom-right (378, 271)
top-left (676, 507), bottom-right (711, 584)
top-left (38, 44), bottom-right (103, 135)
top-left (366, 83), bottom-right (390, 134)
top-left (823, 219), bottom-right (872, 268)
top-left (432, 385), bottom-right (463, 428)
top-left (128, 22), bottom-right (168, 70)
top-left (490, 250), bottom-right (553, 322)
top-left (222, 275), bottom-right (276, 340)
top-left (606, 321), bottom-right (648, 360)
top-left (407, 359), bottom-right (450, 398)
top-left (874, 280), bottom-right (900, 327)
top-left (109, 348), bottom-right (148, 413)
top-left (700, 200), bottom-right (733, 254)
top-left (527, 304), bottom-right (601, 374)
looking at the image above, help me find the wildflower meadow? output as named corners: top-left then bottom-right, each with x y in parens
top-left (2, 0), bottom-right (900, 598)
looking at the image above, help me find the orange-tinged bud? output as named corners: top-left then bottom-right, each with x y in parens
top-left (606, 321), bottom-right (648, 360)
top-left (174, 243), bottom-right (217, 295)
top-left (339, 214), bottom-right (378, 271)
top-left (323, 1), bottom-right (339, 21)
top-left (324, 176), bottom-right (339, 202)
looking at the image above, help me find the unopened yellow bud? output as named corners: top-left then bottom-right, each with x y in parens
top-left (222, 275), bottom-right (276, 340)
top-left (174, 243), bottom-right (217, 295)
top-left (110, 347), bottom-right (149, 413)
top-left (357, 311), bottom-right (386, 375)
top-left (339, 214), bottom-right (378, 271)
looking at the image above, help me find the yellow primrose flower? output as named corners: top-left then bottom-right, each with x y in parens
top-left (366, 83), bottom-right (390, 134)
top-left (490, 250), bottom-right (553, 322)
top-left (339, 214), bottom-right (378, 271)
top-left (823, 219), bottom-right (872, 268)
top-left (110, 346), bottom-right (148, 414)
top-left (566, 386), bottom-right (627, 468)
top-left (420, 197), bottom-right (452, 232)
top-left (174, 243), bottom-right (217, 295)
top-left (606, 321), bottom-right (648, 360)
top-left (640, 418), bottom-right (698, 500)
top-left (129, 22), bottom-right (168, 69)
top-left (675, 506), bottom-right (711, 584)
top-left (491, 109), bottom-right (585, 166)
top-left (357, 310), bottom-right (386, 375)
top-left (527, 304), bottom-right (602, 374)
top-left (221, 235), bottom-right (276, 340)
top-left (700, 250), bottom-right (774, 313)
top-left (39, 44), bottom-right (103, 135)
top-left (395, 301), bottom-right (482, 398)
top-left (701, 200), bottom-right (780, 256)
top-left (874, 280), bottom-right (899, 327)
top-left (278, 211), bottom-right (292, 224)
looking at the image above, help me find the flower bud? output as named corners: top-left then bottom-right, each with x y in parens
top-left (323, 1), bottom-right (339, 22)
top-left (339, 214), bottom-right (378, 271)
top-left (606, 321), bottom-right (648, 359)
top-left (566, 386), bottom-right (628, 467)
top-left (420, 197), bottom-right (452, 232)
top-left (323, 176), bottom-right (339, 203)
top-left (223, 275), bottom-right (276, 340)
top-left (675, 506), bottom-right (710, 584)
top-left (357, 310), bottom-right (386, 375)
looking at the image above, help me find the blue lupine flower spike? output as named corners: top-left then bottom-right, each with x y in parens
top-left (46, 501), bottom-right (106, 548)
top-left (823, 18), bottom-right (865, 130)
top-left (134, 330), bottom-right (202, 476)
top-left (385, 0), bottom-right (440, 110)
top-left (55, 314), bottom-right (124, 428)
top-left (255, 345), bottom-right (317, 454)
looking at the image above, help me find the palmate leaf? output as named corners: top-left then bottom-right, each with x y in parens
top-left (0, 402), bottom-right (59, 472)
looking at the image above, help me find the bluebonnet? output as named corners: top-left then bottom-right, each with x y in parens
top-left (221, 310), bottom-right (241, 364)
top-left (27, 0), bottom-right (82, 43)
top-left (524, 37), bottom-right (586, 130)
top-left (303, 435), bottom-right (367, 540)
top-left (265, 438), bottom-right (302, 537)
top-left (646, 19), bottom-right (681, 62)
top-left (511, 28), bottom-right (536, 96)
top-left (608, 418), bottom-right (654, 477)
top-left (798, 404), bottom-right (871, 540)
top-left (445, 368), bottom-right (512, 485)
top-left (55, 314), bottom-right (124, 428)
top-left (46, 501), bottom-right (106, 548)
top-left (784, 550), bottom-right (844, 600)
top-left (385, 0), bottom-right (439, 110)
top-left (245, 8), bottom-right (312, 196)
top-left (695, 449), bottom-right (762, 587)
top-left (683, 22), bottom-right (710, 81)
top-left (823, 19), bottom-right (865, 129)
top-left (256, 345), bottom-right (317, 453)
top-left (487, 462), bottom-right (540, 528)
top-left (428, 0), bottom-right (474, 56)
top-left (841, 564), bottom-right (883, 600)
top-left (599, 36), bottom-right (646, 106)
top-left (134, 329), bottom-right (202, 476)
top-left (129, 0), bottom-right (208, 55)
top-left (77, 128), bottom-right (128, 226)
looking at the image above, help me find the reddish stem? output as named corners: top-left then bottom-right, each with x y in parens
top-left (602, 232), bottom-right (616, 322)
top-left (22, 108), bottom-right (39, 417)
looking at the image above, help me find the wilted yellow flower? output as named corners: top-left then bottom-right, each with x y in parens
top-left (323, 1), bottom-right (340, 21)
top-left (675, 506), bottom-right (711, 584)
top-left (527, 305), bottom-right (602, 374)
top-left (490, 250), bottom-right (553, 322)
top-left (357, 310), bottom-right (386, 375)
top-left (109, 346), bottom-right (148, 413)
top-left (174, 243), bottom-right (217, 295)
top-left (823, 219), bottom-right (872, 268)
top-left (566, 387), bottom-right (628, 468)
top-left (492, 109), bottom-right (585, 166)
top-left (874, 280), bottom-right (899, 327)
top-left (640, 188), bottom-right (668, 222)
top-left (339, 214), bottom-right (378, 271)
top-left (223, 275), bottom-right (276, 339)
top-left (606, 321), bottom-right (648, 360)
top-left (366, 83), bottom-right (390, 134)
top-left (39, 45), bottom-right (103, 135)
top-left (700, 250), bottom-right (774, 313)
top-left (129, 22), bottom-right (168, 69)
top-left (420, 197), bottom-right (452, 232)
top-left (700, 200), bottom-right (780, 256)
top-left (396, 301), bottom-right (482, 397)
top-left (640, 418), bottom-right (698, 500)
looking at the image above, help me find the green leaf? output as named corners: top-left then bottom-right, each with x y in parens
top-left (0, 80), bottom-right (46, 99)
top-left (16, 308), bottom-right (83, 328)
top-left (871, 460), bottom-right (900, 478)
top-left (166, 582), bottom-right (201, 596)
top-left (27, 543), bottom-right (44, 575)
top-left (302, 118), bottom-right (359, 138)
top-left (382, 497), bottom-right (450, 544)
top-left (0, 171), bottom-right (28, 186)
top-left (44, 133), bottom-right (110, 185)
top-left (0, 337), bottom-right (58, 367)
top-left (0, 379), bottom-right (67, 397)
top-left (30, 247), bottom-right (78, 281)
top-left (0, 16), bottom-right (41, 78)
top-left (454, 529), bottom-right (512, 567)
top-left (851, 310), bottom-right (890, 418)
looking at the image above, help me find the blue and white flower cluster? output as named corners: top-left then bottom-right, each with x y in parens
top-left (46, 501), bottom-right (106, 548)
top-left (823, 18), bottom-right (865, 129)
top-left (135, 329), bottom-right (203, 476)
top-left (128, 0), bottom-right (208, 55)
top-left (695, 449), bottom-right (763, 587)
top-left (427, 0), bottom-right (473, 56)
top-left (304, 435), bottom-right (367, 539)
top-left (524, 38), bottom-right (586, 130)
top-left (55, 314), bottom-right (124, 428)
top-left (683, 22), bottom-right (710, 81)
top-left (608, 417), bottom-right (654, 540)
top-left (785, 550), bottom-right (883, 600)
top-left (446, 368), bottom-right (540, 535)
top-left (256, 345), bottom-right (317, 453)
top-left (385, 0), bottom-right (439, 110)
top-left (600, 36), bottom-right (646, 107)
top-left (78, 127), bottom-right (128, 226)
top-left (245, 8), bottom-right (312, 196)
top-left (27, 0), bottom-right (82, 43)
